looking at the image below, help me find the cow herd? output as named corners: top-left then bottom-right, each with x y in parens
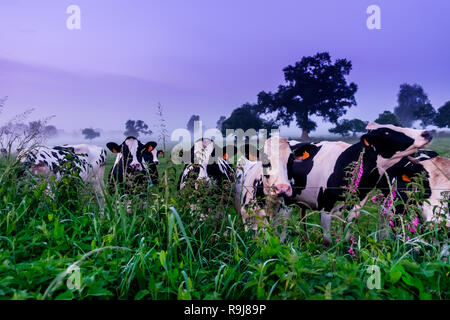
top-left (13, 123), bottom-right (450, 244)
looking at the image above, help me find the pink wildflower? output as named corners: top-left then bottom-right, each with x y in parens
top-left (351, 159), bottom-right (364, 193)
top-left (348, 244), bottom-right (354, 255)
top-left (413, 216), bottom-right (419, 228)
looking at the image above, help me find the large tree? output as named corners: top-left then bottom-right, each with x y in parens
top-left (221, 103), bottom-right (277, 135)
top-left (394, 83), bottom-right (430, 127)
top-left (255, 52), bottom-right (357, 139)
top-left (375, 110), bottom-right (401, 126)
top-left (434, 101), bottom-right (450, 128)
top-left (329, 118), bottom-right (368, 138)
top-left (124, 120), bottom-right (152, 138)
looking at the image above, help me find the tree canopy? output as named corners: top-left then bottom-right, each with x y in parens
top-left (413, 103), bottom-right (437, 129)
top-left (394, 83), bottom-right (431, 127)
top-left (221, 103), bottom-right (277, 135)
top-left (216, 116), bottom-right (226, 131)
top-left (434, 101), bottom-right (450, 128)
top-left (28, 121), bottom-right (58, 138)
top-left (82, 128), bottom-right (100, 141)
top-left (186, 115), bottom-right (200, 133)
top-left (124, 120), bottom-right (152, 138)
top-left (255, 52), bottom-right (357, 139)
top-left (329, 118), bottom-right (368, 137)
top-left (375, 111), bottom-right (401, 126)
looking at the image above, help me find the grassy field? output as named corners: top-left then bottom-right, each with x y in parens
top-left (0, 137), bottom-right (448, 300)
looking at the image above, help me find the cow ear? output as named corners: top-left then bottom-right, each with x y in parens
top-left (292, 143), bottom-right (319, 161)
top-left (144, 141), bottom-right (158, 153)
top-left (107, 142), bottom-right (120, 154)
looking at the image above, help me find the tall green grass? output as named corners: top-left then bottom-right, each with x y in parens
top-left (0, 139), bottom-right (449, 300)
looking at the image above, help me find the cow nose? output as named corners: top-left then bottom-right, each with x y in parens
top-left (421, 131), bottom-right (433, 142)
top-left (275, 184), bottom-right (292, 197)
top-left (130, 162), bottom-right (142, 171)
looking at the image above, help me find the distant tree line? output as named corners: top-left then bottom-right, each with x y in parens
top-left (213, 53), bottom-right (449, 138)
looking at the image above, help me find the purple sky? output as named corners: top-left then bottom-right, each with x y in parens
top-left (0, 0), bottom-right (449, 137)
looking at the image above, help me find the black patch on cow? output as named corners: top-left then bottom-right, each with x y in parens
top-left (317, 142), bottom-right (380, 211)
top-left (288, 143), bottom-right (322, 199)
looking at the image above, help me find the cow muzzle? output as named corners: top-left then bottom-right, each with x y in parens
top-left (421, 131), bottom-right (433, 143)
top-left (130, 162), bottom-right (143, 172)
top-left (275, 184), bottom-right (292, 197)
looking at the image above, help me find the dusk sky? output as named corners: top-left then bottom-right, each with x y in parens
top-left (0, 0), bottom-right (449, 138)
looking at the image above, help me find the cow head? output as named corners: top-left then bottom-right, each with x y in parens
top-left (107, 137), bottom-right (157, 176)
top-left (243, 137), bottom-right (293, 198)
top-left (361, 123), bottom-right (433, 172)
top-left (384, 154), bottom-right (432, 199)
top-left (178, 138), bottom-right (237, 190)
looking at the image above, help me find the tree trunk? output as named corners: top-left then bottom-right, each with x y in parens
top-left (301, 129), bottom-right (310, 140)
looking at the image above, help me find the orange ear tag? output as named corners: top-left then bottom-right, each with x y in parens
top-left (302, 151), bottom-right (310, 160)
top-left (402, 174), bottom-right (411, 182)
top-left (148, 146), bottom-right (153, 152)
top-left (112, 148), bottom-right (118, 154)
top-left (363, 138), bottom-right (370, 147)
top-left (222, 153), bottom-right (229, 160)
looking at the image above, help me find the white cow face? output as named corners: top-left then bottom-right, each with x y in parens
top-left (362, 122), bottom-right (433, 172)
top-left (260, 137), bottom-right (293, 197)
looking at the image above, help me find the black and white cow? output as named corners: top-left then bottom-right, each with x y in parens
top-left (287, 123), bottom-right (433, 244)
top-left (377, 150), bottom-right (449, 227)
top-left (177, 138), bottom-right (236, 190)
top-left (235, 136), bottom-right (294, 232)
top-left (106, 137), bottom-right (158, 193)
top-left (19, 144), bottom-right (107, 196)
